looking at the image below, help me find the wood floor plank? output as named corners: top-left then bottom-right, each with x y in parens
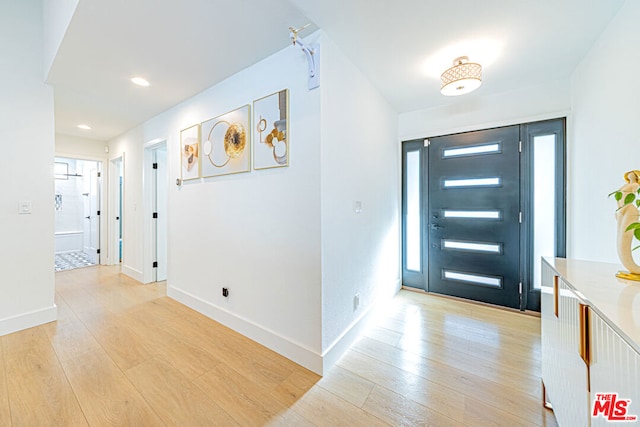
top-left (316, 365), bottom-right (375, 408)
top-left (4, 343), bottom-right (87, 426)
top-left (194, 363), bottom-right (310, 426)
top-left (82, 314), bottom-right (155, 371)
top-left (126, 357), bottom-right (238, 426)
top-left (271, 368), bottom-right (321, 407)
top-left (0, 340), bottom-right (11, 427)
top-left (60, 349), bottom-right (163, 426)
top-left (338, 348), bottom-right (466, 422)
top-left (363, 385), bottom-right (462, 427)
top-left (162, 313), bottom-right (295, 388)
top-left (2, 326), bottom-right (51, 355)
top-left (46, 321), bottom-right (103, 362)
top-left (363, 325), bottom-right (403, 346)
top-left (352, 333), bottom-right (550, 425)
top-left (287, 385), bottom-right (390, 426)
top-left (119, 311), bottom-right (222, 380)
top-left (393, 333), bottom-right (541, 387)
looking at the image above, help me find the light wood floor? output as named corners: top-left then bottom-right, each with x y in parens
top-left (0, 266), bottom-right (558, 426)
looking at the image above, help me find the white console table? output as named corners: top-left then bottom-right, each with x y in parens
top-left (541, 257), bottom-right (640, 426)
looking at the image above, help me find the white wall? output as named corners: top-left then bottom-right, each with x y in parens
top-left (42, 0), bottom-right (78, 79)
top-left (568, 1), bottom-right (640, 263)
top-left (109, 34), bottom-right (324, 371)
top-left (0, 0), bottom-right (57, 335)
top-left (56, 133), bottom-right (108, 160)
top-left (109, 31), bottom-right (400, 374)
top-left (110, 127), bottom-right (144, 278)
top-left (319, 37), bottom-right (400, 366)
top-left (399, 79), bottom-right (571, 140)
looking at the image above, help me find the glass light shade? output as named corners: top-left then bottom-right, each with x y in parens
top-left (440, 58), bottom-right (482, 96)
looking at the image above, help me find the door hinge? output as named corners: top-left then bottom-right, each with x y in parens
top-left (97, 172), bottom-right (101, 178)
top-left (519, 282), bottom-right (523, 294)
top-left (97, 249), bottom-right (101, 254)
top-left (519, 212), bottom-right (523, 223)
top-left (153, 261), bottom-right (158, 268)
top-left (424, 139), bottom-right (430, 147)
top-left (519, 141), bottom-right (522, 153)
top-left (97, 210), bottom-right (100, 216)
top-left (153, 162), bottom-right (158, 169)
top-left (153, 212), bottom-right (158, 219)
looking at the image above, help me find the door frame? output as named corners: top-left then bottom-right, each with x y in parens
top-left (143, 139), bottom-right (168, 284)
top-left (521, 119), bottom-right (566, 311)
top-left (54, 153), bottom-right (106, 265)
top-left (401, 139), bottom-right (428, 290)
top-left (81, 160), bottom-right (101, 264)
top-left (109, 154), bottom-right (124, 266)
top-left (401, 118), bottom-right (566, 311)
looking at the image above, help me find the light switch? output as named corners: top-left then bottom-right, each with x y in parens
top-left (19, 201), bottom-right (32, 214)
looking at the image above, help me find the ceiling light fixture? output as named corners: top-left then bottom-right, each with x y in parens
top-left (77, 124), bottom-right (92, 130)
top-left (440, 56), bottom-right (482, 96)
top-left (130, 77), bottom-right (150, 87)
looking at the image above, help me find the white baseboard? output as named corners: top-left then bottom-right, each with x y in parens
top-left (0, 305), bottom-right (57, 336)
top-left (121, 264), bottom-right (143, 282)
top-left (321, 307), bottom-right (374, 374)
top-left (321, 277), bottom-right (402, 373)
top-left (168, 286), bottom-right (323, 375)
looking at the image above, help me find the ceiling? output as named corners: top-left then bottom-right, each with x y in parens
top-left (48, 0), bottom-right (625, 141)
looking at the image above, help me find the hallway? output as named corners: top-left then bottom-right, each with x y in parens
top-left (0, 266), bottom-right (556, 426)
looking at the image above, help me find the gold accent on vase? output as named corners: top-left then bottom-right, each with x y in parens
top-left (615, 271), bottom-right (640, 281)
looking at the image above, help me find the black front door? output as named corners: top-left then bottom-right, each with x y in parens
top-left (427, 126), bottom-right (521, 308)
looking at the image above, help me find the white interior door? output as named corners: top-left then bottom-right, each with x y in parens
top-left (83, 163), bottom-right (100, 263)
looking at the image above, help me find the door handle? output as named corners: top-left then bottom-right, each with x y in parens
top-left (116, 216), bottom-right (120, 220)
top-left (85, 216), bottom-right (90, 220)
top-left (430, 223), bottom-right (443, 230)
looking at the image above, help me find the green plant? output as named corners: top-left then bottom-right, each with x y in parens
top-left (610, 186), bottom-right (640, 251)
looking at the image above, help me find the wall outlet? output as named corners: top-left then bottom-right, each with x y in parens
top-left (353, 293), bottom-right (360, 311)
top-left (222, 287), bottom-right (229, 298)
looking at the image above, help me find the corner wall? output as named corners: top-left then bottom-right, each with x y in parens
top-left (319, 36), bottom-right (400, 368)
top-left (109, 31), bottom-right (400, 374)
top-left (109, 36), bottom-right (324, 372)
top-left (42, 0), bottom-right (79, 79)
top-left (0, 0), bottom-right (56, 335)
top-left (568, 1), bottom-right (640, 263)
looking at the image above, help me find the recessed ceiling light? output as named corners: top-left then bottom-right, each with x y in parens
top-left (77, 124), bottom-right (92, 130)
top-left (131, 77), bottom-right (150, 87)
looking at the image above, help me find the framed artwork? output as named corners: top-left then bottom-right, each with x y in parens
top-left (253, 89), bottom-right (289, 169)
top-left (201, 105), bottom-right (251, 178)
top-left (180, 124), bottom-right (200, 181)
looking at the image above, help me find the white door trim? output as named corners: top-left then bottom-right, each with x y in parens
top-left (108, 154), bottom-right (124, 266)
top-left (143, 139), bottom-right (168, 284)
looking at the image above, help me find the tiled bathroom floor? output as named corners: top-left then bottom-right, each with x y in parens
top-left (55, 252), bottom-right (95, 272)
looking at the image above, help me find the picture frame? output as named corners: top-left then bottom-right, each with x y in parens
top-left (201, 105), bottom-right (251, 178)
top-left (180, 124), bottom-right (201, 181)
top-left (253, 89), bottom-right (289, 170)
